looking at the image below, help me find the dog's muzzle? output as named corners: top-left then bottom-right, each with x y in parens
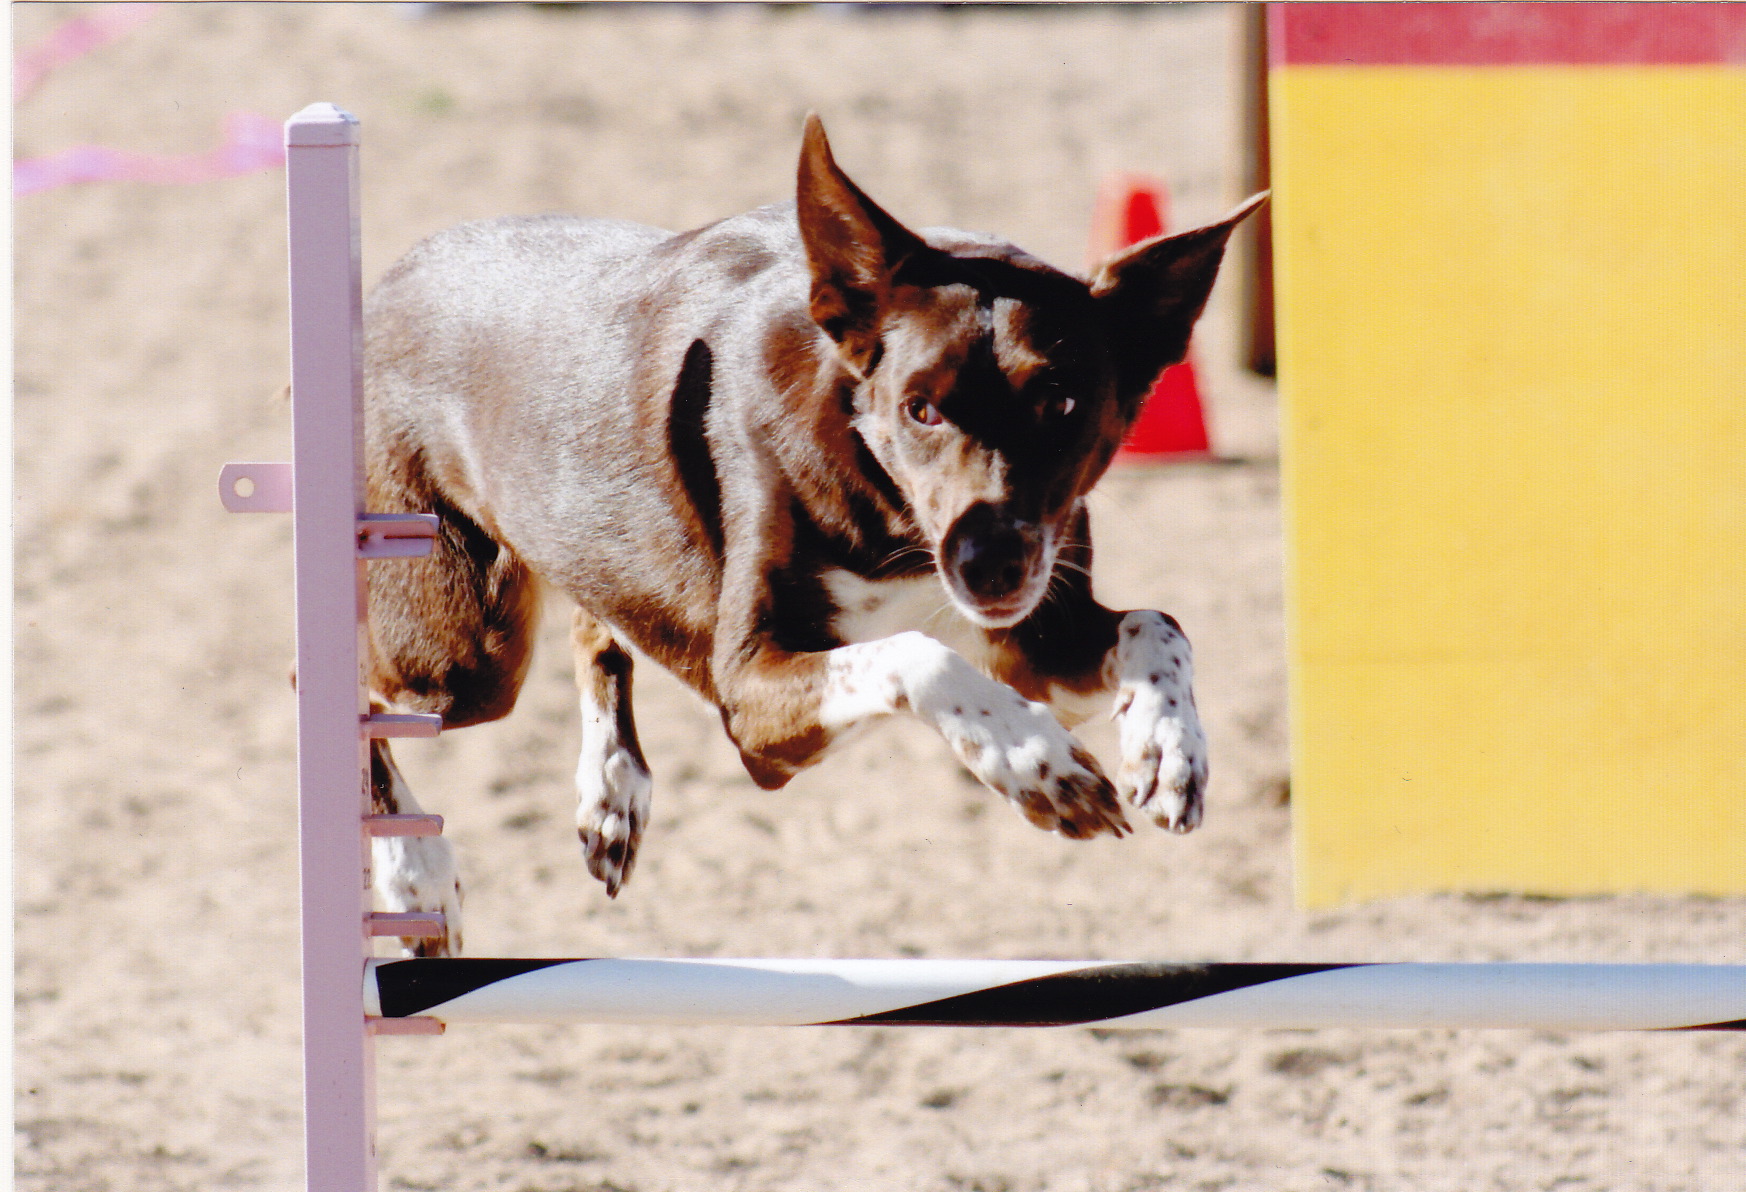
top-left (940, 502), bottom-right (1049, 626)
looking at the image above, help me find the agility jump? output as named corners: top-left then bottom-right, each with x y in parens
top-left (226, 104), bottom-right (1746, 1192)
top-left (370, 957), bottom-right (1746, 1032)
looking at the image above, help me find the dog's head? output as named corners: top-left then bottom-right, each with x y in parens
top-left (796, 116), bottom-right (1265, 628)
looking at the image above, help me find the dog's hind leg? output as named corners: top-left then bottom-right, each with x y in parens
top-left (571, 606), bottom-right (653, 898)
top-left (369, 731), bottom-right (463, 957)
top-left (363, 480), bottom-right (542, 955)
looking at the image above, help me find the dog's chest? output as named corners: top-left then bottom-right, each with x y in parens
top-left (820, 569), bottom-right (989, 664)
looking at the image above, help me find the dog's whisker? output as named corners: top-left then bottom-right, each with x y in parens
top-left (920, 596), bottom-right (958, 633)
top-left (1041, 573), bottom-right (1075, 614)
top-left (876, 544), bottom-right (937, 577)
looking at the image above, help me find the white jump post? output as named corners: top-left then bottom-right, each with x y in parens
top-left (224, 104), bottom-right (1746, 1192)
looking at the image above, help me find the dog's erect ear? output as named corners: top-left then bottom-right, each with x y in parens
top-left (796, 113), bottom-right (926, 376)
top-left (1089, 191), bottom-right (1269, 400)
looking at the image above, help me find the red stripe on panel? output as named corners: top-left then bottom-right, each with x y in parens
top-left (1270, 3), bottom-right (1746, 68)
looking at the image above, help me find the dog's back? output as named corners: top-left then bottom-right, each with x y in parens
top-left (364, 205), bottom-right (818, 687)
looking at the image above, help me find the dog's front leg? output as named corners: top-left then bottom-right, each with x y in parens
top-left (1106, 611), bottom-right (1209, 833)
top-left (1003, 601), bottom-right (1207, 833)
top-left (717, 633), bottom-right (1130, 839)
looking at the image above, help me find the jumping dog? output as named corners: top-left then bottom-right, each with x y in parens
top-left (362, 115), bottom-right (1266, 956)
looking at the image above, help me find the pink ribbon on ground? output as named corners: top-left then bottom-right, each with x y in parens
top-left (14, 110), bottom-right (287, 197)
top-left (14, 3), bottom-right (163, 102)
top-left (14, 4), bottom-right (287, 197)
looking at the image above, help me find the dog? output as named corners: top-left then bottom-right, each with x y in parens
top-left (361, 115), bottom-right (1265, 956)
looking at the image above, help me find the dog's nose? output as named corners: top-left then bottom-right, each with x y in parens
top-left (945, 503), bottom-right (1037, 604)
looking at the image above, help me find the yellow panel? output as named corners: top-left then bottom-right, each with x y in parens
top-left (1271, 67), bottom-right (1746, 906)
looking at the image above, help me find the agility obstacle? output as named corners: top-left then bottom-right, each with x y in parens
top-left (370, 958), bottom-right (1746, 1033)
top-left (227, 105), bottom-right (1746, 1192)
top-left (1270, 3), bottom-right (1746, 905)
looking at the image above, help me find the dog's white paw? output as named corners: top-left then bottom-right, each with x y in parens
top-left (577, 745), bottom-right (652, 898)
top-left (904, 641), bottom-right (1126, 839)
top-left (946, 693), bottom-right (1128, 838)
top-left (373, 834), bottom-right (464, 958)
top-left (1112, 611), bottom-right (1208, 833)
top-left (820, 631), bottom-right (1126, 838)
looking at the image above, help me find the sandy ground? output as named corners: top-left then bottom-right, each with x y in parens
top-left (12, 5), bottom-right (1746, 1191)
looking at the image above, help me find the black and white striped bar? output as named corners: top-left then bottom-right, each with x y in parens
top-left (367, 959), bottom-right (1746, 1031)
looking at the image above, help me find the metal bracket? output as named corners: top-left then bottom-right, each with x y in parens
top-left (364, 814), bottom-right (444, 838)
top-left (219, 467), bottom-right (441, 571)
top-left (367, 911), bottom-right (446, 939)
top-left (363, 712), bottom-right (442, 739)
top-left (219, 462), bottom-right (293, 513)
top-left (357, 513), bottom-right (440, 559)
top-left (367, 1016), bottom-right (445, 1036)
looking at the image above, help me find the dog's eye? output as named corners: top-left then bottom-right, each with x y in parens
top-left (1043, 395), bottom-right (1077, 419)
top-left (905, 396), bottom-right (944, 427)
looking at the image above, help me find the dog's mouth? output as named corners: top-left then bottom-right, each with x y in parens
top-left (936, 502), bottom-right (1055, 629)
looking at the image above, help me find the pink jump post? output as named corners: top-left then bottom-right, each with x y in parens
top-left (223, 103), bottom-right (441, 1192)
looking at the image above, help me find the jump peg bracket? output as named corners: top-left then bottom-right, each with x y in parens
top-left (219, 462), bottom-right (293, 513)
top-left (367, 1016), bottom-right (445, 1036)
top-left (358, 513), bottom-right (440, 559)
top-left (365, 813), bottom-right (444, 838)
top-left (364, 712), bottom-right (442, 739)
top-left (367, 911), bottom-right (446, 939)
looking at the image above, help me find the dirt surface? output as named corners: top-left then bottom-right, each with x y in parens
top-left (13, 5), bottom-right (1745, 1191)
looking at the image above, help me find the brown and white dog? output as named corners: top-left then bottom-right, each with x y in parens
top-left (362, 116), bottom-right (1265, 956)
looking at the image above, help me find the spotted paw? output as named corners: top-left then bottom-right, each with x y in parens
top-left (821, 631), bottom-right (1128, 839)
top-left (577, 746), bottom-right (652, 897)
top-left (941, 687), bottom-right (1128, 839)
top-left (1112, 611), bottom-right (1209, 833)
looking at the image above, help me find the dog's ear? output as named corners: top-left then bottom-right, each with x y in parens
top-left (1089, 191), bottom-right (1269, 400)
top-left (796, 113), bottom-right (926, 376)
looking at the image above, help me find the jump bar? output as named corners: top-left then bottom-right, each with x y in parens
top-left (366, 959), bottom-right (1746, 1032)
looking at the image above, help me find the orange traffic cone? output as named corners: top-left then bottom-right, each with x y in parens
top-left (1089, 174), bottom-right (1213, 460)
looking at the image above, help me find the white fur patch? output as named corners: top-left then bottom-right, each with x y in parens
top-left (817, 630), bottom-right (948, 729)
top-left (370, 754), bottom-right (463, 957)
top-left (821, 569), bottom-right (992, 669)
top-left (1110, 610), bottom-right (1208, 832)
top-left (818, 631), bottom-right (1126, 838)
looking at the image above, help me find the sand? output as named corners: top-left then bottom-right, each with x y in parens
top-left (13, 4), bottom-right (1745, 1190)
